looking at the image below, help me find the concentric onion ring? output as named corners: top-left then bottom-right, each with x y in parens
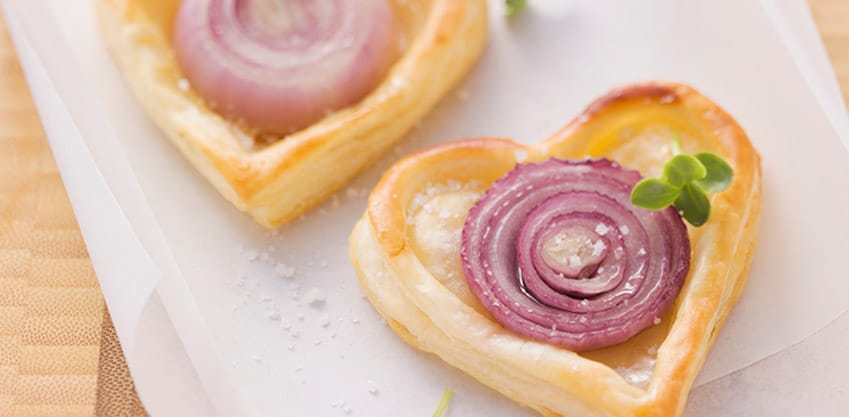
top-left (460, 159), bottom-right (690, 351)
top-left (173, 0), bottom-right (398, 133)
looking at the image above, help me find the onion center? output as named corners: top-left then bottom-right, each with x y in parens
top-left (461, 159), bottom-right (690, 351)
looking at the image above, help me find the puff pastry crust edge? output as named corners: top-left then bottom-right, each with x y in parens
top-left (95, 0), bottom-right (488, 227)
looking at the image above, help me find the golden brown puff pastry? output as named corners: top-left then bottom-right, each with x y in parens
top-left (95, 0), bottom-right (487, 227)
top-left (349, 82), bottom-right (761, 417)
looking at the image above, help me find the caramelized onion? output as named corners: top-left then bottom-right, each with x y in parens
top-left (173, 0), bottom-right (397, 133)
top-left (460, 159), bottom-right (690, 351)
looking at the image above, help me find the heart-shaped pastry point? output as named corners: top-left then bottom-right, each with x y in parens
top-left (350, 82), bottom-right (761, 417)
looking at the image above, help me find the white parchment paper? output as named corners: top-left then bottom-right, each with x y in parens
top-left (5, 0), bottom-right (849, 416)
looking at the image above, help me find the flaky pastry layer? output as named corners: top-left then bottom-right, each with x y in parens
top-left (349, 82), bottom-right (761, 417)
top-left (95, 0), bottom-right (487, 227)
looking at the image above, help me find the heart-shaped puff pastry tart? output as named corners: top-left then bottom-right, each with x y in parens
top-left (95, 0), bottom-right (487, 227)
top-left (350, 82), bottom-right (761, 417)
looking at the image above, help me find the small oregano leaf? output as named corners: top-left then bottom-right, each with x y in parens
top-left (663, 154), bottom-right (707, 187)
top-left (694, 152), bottom-right (733, 193)
top-left (505, 0), bottom-right (527, 16)
top-left (631, 179), bottom-right (680, 210)
top-left (674, 183), bottom-right (711, 227)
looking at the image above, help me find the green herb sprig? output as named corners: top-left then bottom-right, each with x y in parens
top-left (505, 0), bottom-right (527, 17)
top-left (431, 388), bottom-right (454, 417)
top-left (630, 137), bottom-right (733, 227)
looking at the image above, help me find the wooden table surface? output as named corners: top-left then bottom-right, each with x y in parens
top-left (0, 2), bottom-right (846, 416)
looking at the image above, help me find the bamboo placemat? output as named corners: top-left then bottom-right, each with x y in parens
top-left (0, 2), bottom-right (847, 416)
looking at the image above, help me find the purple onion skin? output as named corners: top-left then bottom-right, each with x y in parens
top-left (460, 159), bottom-right (690, 352)
top-left (173, 0), bottom-right (397, 134)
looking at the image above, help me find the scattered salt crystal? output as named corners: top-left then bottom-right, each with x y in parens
top-left (294, 367), bottom-right (304, 373)
top-left (330, 332), bottom-right (337, 339)
top-left (287, 344), bottom-right (295, 351)
top-left (653, 317), bottom-right (662, 325)
top-left (648, 346), bottom-right (658, 355)
top-left (265, 306), bottom-right (281, 321)
top-left (619, 225), bottom-right (630, 235)
top-left (291, 330), bottom-right (301, 338)
top-left (592, 239), bottom-right (607, 256)
top-left (390, 75), bottom-right (407, 89)
top-left (367, 380), bottom-right (379, 395)
top-left (514, 149), bottom-right (529, 163)
top-left (595, 223), bottom-right (610, 236)
top-left (580, 299), bottom-right (589, 307)
top-left (320, 315), bottom-right (331, 327)
top-left (275, 263), bottom-right (296, 279)
top-left (638, 248), bottom-right (647, 256)
top-left (352, 318), bottom-right (360, 324)
top-left (305, 288), bottom-right (326, 307)
top-left (177, 78), bottom-right (190, 91)
top-left (568, 255), bottom-right (581, 268)
top-left (614, 247), bottom-right (624, 259)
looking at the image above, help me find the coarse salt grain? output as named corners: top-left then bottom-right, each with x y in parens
top-left (177, 78), bottom-right (190, 91)
top-left (265, 307), bottom-right (281, 321)
top-left (275, 263), bottom-right (296, 278)
top-left (514, 149), bottom-right (528, 163)
top-left (305, 288), bottom-right (326, 307)
top-left (595, 223), bottom-right (610, 236)
top-left (619, 225), bottom-right (630, 235)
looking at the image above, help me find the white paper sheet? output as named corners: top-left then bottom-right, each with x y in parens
top-left (5, 0), bottom-right (849, 416)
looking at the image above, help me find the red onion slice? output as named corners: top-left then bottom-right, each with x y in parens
top-left (173, 0), bottom-right (397, 133)
top-left (460, 159), bottom-right (690, 351)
